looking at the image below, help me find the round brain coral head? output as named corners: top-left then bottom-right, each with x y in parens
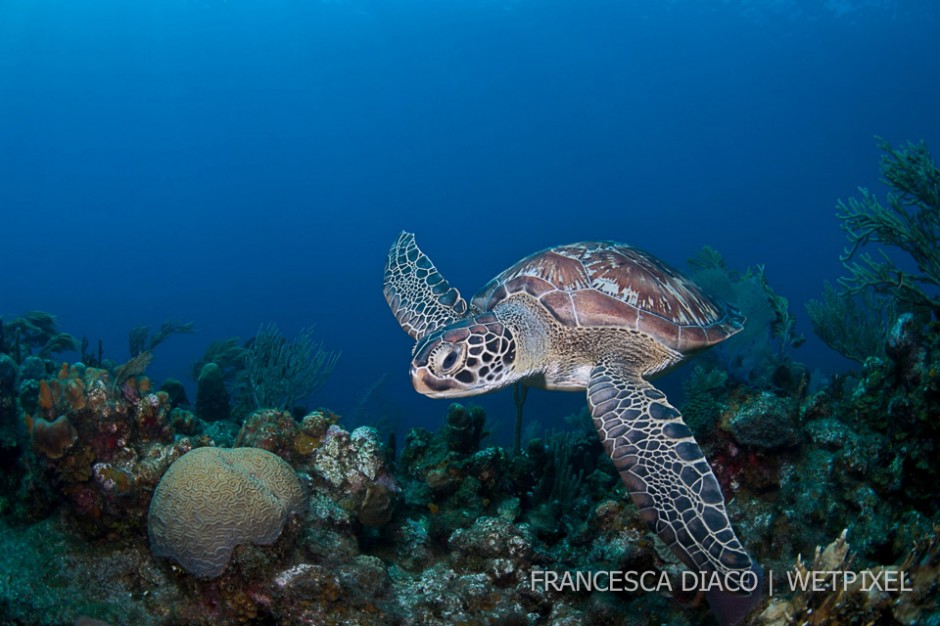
top-left (147, 447), bottom-right (305, 579)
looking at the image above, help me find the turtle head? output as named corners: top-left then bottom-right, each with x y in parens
top-left (410, 313), bottom-right (518, 398)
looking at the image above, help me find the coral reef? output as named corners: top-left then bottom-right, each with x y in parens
top-left (0, 366), bottom-right (937, 625)
top-left (20, 364), bottom-right (199, 535)
top-left (236, 408), bottom-right (336, 463)
top-left (243, 323), bottom-right (340, 412)
top-left (805, 281), bottom-right (898, 363)
top-left (727, 392), bottom-right (798, 450)
top-left (837, 138), bottom-right (940, 314)
top-left (443, 402), bottom-right (486, 454)
top-left (234, 407), bottom-right (399, 531)
top-left (756, 528), bottom-right (940, 625)
top-left (0, 514), bottom-right (182, 626)
top-left (195, 362), bottom-right (231, 422)
top-left (128, 320), bottom-right (196, 358)
top-left (191, 337), bottom-right (246, 382)
top-left (0, 311), bottom-right (77, 363)
top-left (0, 292), bottom-right (938, 625)
top-left (0, 354), bottom-right (18, 445)
top-left (148, 447), bottom-right (306, 578)
top-left (684, 316), bottom-right (939, 571)
top-left (30, 414), bottom-right (78, 459)
top-left (158, 377), bottom-right (190, 409)
top-left (688, 249), bottom-right (804, 388)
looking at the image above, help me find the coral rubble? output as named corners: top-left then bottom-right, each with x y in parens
top-left (756, 528), bottom-right (940, 626)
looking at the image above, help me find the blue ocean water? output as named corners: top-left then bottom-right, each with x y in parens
top-left (1, 0), bottom-right (938, 441)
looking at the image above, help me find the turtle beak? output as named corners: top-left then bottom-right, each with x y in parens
top-left (411, 366), bottom-right (454, 397)
top-left (411, 365), bottom-right (475, 398)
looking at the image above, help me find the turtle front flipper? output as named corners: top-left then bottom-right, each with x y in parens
top-left (587, 363), bottom-right (763, 625)
top-left (384, 232), bottom-right (470, 340)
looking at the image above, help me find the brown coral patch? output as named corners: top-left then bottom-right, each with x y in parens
top-left (292, 432), bottom-right (320, 457)
top-left (65, 376), bottom-right (86, 411)
top-left (32, 415), bottom-right (78, 459)
top-left (357, 484), bottom-right (394, 527)
top-left (38, 380), bottom-right (54, 417)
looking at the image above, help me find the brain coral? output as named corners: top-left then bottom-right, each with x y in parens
top-left (148, 446), bottom-right (305, 578)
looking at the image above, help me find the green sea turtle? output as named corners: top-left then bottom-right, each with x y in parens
top-left (384, 232), bottom-right (763, 624)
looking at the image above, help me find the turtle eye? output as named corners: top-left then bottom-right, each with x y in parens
top-left (431, 343), bottom-right (464, 376)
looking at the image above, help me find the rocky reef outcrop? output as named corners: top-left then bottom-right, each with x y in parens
top-left (0, 312), bottom-right (937, 624)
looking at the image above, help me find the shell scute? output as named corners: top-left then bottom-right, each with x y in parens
top-left (569, 289), bottom-right (640, 329)
top-left (538, 290), bottom-right (579, 327)
top-left (471, 241), bottom-right (740, 353)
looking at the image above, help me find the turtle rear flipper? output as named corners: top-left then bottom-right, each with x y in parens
top-left (587, 362), bottom-right (763, 624)
top-left (384, 232), bottom-right (469, 340)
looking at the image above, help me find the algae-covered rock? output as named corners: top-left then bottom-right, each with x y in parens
top-left (444, 403), bottom-right (486, 454)
top-left (728, 392), bottom-right (798, 449)
top-left (158, 378), bottom-right (189, 409)
top-left (18, 356), bottom-right (47, 382)
top-left (312, 425), bottom-right (398, 527)
top-left (195, 362), bottom-right (230, 422)
top-left (0, 354), bottom-right (17, 436)
top-left (448, 516), bottom-right (534, 586)
top-left (0, 354), bottom-right (17, 396)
